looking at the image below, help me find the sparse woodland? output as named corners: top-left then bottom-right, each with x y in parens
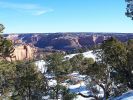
top-left (0, 24), bottom-right (133, 100)
top-left (0, 1), bottom-right (133, 99)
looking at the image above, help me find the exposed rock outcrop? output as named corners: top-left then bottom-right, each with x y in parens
top-left (7, 45), bottom-right (36, 61)
top-left (4, 33), bottom-right (133, 52)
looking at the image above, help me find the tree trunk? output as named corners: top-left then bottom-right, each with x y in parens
top-left (28, 86), bottom-right (31, 100)
top-left (78, 93), bottom-right (98, 100)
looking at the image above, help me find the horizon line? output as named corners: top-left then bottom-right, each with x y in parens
top-left (2, 32), bottom-right (133, 34)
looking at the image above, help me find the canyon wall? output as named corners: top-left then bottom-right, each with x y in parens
top-left (5, 33), bottom-right (133, 52)
top-left (7, 45), bottom-right (35, 61)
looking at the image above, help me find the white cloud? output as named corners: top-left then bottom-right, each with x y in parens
top-left (33, 9), bottom-right (54, 16)
top-left (0, 1), bottom-right (53, 16)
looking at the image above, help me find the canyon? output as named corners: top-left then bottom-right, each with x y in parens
top-left (5, 32), bottom-right (133, 50)
top-left (4, 32), bottom-right (133, 60)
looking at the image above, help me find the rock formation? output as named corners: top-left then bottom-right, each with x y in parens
top-left (7, 45), bottom-right (36, 61)
top-left (4, 33), bottom-right (133, 52)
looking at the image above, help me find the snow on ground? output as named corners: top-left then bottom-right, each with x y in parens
top-left (68, 72), bottom-right (92, 96)
top-left (35, 60), bottom-right (47, 73)
top-left (112, 91), bottom-right (133, 100)
top-left (69, 81), bottom-right (86, 90)
top-left (82, 51), bottom-right (96, 60)
top-left (35, 51), bottom-right (96, 74)
top-left (48, 79), bottom-right (57, 87)
top-left (42, 95), bottom-right (50, 100)
top-left (45, 73), bottom-right (55, 79)
top-left (74, 95), bottom-right (95, 100)
top-left (64, 51), bottom-right (96, 61)
top-left (68, 72), bottom-right (104, 99)
top-left (34, 52), bottom-right (133, 100)
top-left (34, 51), bottom-right (103, 100)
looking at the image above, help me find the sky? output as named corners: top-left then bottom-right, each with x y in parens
top-left (0, 0), bottom-right (133, 33)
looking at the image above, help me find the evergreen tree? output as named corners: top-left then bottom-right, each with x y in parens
top-left (81, 58), bottom-right (95, 74)
top-left (0, 24), bottom-right (14, 61)
top-left (0, 61), bottom-right (16, 99)
top-left (69, 53), bottom-right (84, 71)
top-left (125, 0), bottom-right (133, 20)
top-left (12, 61), bottom-right (47, 100)
top-left (0, 24), bottom-right (16, 99)
top-left (46, 52), bottom-right (74, 99)
top-left (115, 39), bottom-right (133, 89)
top-left (87, 37), bottom-right (127, 99)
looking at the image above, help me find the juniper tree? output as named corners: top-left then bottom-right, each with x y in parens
top-left (86, 37), bottom-right (127, 99)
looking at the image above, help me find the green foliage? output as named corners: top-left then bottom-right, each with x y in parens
top-left (69, 53), bottom-right (84, 71)
top-left (0, 24), bottom-right (5, 33)
top-left (87, 63), bottom-right (106, 80)
top-left (118, 39), bottom-right (133, 89)
top-left (46, 53), bottom-right (77, 99)
top-left (102, 38), bottom-right (133, 89)
top-left (87, 37), bottom-right (129, 99)
top-left (82, 58), bottom-right (95, 65)
top-left (79, 58), bottom-right (95, 74)
top-left (69, 53), bottom-right (95, 74)
top-left (46, 52), bottom-right (73, 77)
top-left (0, 38), bottom-right (14, 59)
top-left (0, 60), bottom-right (48, 99)
top-left (62, 87), bottom-right (77, 100)
top-left (46, 53), bottom-right (64, 73)
top-left (12, 61), bottom-right (47, 100)
top-left (101, 37), bottom-right (127, 67)
top-left (0, 24), bottom-right (14, 60)
top-left (50, 84), bottom-right (76, 100)
top-left (50, 84), bottom-right (63, 99)
top-left (61, 60), bottom-right (73, 74)
top-left (0, 60), bottom-right (16, 99)
top-left (125, 0), bottom-right (133, 20)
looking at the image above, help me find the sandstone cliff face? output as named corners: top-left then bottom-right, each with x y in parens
top-left (5, 33), bottom-right (133, 52)
top-left (8, 45), bottom-right (35, 61)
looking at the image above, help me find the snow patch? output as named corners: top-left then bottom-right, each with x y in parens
top-left (113, 91), bottom-right (133, 100)
top-left (64, 51), bottom-right (96, 61)
top-left (35, 60), bottom-right (47, 73)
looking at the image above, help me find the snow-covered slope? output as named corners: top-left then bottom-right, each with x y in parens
top-left (35, 51), bottom-right (96, 74)
top-left (74, 95), bottom-right (95, 100)
top-left (113, 91), bottom-right (133, 100)
top-left (64, 51), bottom-right (95, 60)
top-left (34, 51), bottom-right (98, 100)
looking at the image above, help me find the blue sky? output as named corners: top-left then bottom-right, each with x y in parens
top-left (0, 0), bottom-right (133, 33)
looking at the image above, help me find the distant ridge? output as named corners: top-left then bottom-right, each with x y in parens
top-left (3, 32), bottom-right (133, 35)
top-left (4, 32), bottom-right (133, 52)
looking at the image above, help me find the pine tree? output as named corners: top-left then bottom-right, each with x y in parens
top-left (0, 61), bottom-right (16, 99)
top-left (12, 61), bottom-right (47, 100)
top-left (69, 53), bottom-right (84, 71)
top-left (0, 24), bottom-right (14, 61)
top-left (86, 37), bottom-right (128, 99)
top-left (46, 52), bottom-right (75, 99)
top-left (0, 24), bottom-right (16, 99)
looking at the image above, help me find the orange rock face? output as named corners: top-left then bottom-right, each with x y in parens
top-left (7, 45), bottom-right (35, 61)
